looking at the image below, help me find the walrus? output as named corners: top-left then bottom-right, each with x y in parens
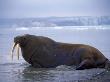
top-left (11, 34), bottom-right (110, 70)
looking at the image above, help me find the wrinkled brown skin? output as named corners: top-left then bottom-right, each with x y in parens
top-left (14, 34), bottom-right (110, 70)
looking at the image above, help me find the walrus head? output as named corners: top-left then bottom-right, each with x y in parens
top-left (11, 34), bottom-right (30, 60)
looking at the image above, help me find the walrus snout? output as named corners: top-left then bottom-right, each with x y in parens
top-left (11, 36), bottom-right (23, 60)
top-left (14, 35), bottom-right (28, 46)
top-left (14, 36), bottom-right (21, 44)
top-left (11, 35), bottom-right (28, 60)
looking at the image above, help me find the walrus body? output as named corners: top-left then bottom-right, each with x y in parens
top-left (12, 34), bottom-right (110, 70)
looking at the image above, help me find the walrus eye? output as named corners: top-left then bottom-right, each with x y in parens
top-left (23, 37), bottom-right (26, 40)
top-left (21, 37), bottom-right (26, 43)
top-left (14, 37), bottom-right (20, 43)
top-left (18, 36), bottom-right (27, 47)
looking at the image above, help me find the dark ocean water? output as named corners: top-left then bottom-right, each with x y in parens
top-left (0, 26), bottom-right (110, 82)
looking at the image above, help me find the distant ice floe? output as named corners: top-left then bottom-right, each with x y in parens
top-left (63, 26), bottom-right (110, 30)
top-left (14, 26), bottom-right (110, 31)
top-left (15, 27), bottom-right (29, 31)
top-left (54, 27), bottom-right (63, 29)
top-left (54, 26), bottom-right (110, 30)
top-left (31, 27), bottom-right (40, 29)
top-left (31, 21), bottom-right (57, 27)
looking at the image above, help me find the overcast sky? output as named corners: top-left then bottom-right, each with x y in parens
top-left (0, 0), bottom-right (110, 18)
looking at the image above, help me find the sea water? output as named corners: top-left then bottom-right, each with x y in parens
top-left (0, 26), bottom-right (110, 82)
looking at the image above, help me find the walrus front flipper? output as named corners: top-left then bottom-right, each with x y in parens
top-left (31, 62), bottom-right (43, 68)
top-left (76, 59), bottom-right (95, 70)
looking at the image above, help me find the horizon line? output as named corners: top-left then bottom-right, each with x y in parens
top-left (0, 15), bottom-right (110, 19)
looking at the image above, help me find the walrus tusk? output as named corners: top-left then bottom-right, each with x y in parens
top-left (16, 44), bottom-right (20, 60)
top-left (11, 43), bottom-right (15, 60)
top-left (11, 42), bottom-right (18, 60)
